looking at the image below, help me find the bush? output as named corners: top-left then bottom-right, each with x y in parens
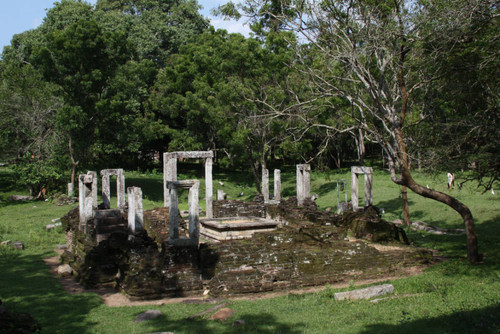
top-left (12, 154), bottom-right (66, 197)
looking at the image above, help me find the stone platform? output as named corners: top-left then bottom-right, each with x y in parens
top-left (200, 216), bottom-right (278, 241)
top-left (60, 199), bottom-right (432, 300)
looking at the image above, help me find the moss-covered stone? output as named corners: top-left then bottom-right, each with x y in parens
top-left (59, 201), bottom-right (427, 300)
top-left (343, 206), bottom-right (408, 243)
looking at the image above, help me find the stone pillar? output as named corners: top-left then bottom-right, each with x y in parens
top-left (304, 167), bottom-right (310, 200)
top-left (117, 172), bottom-right (126, 208)
top-left (68, 183), bottom-right (74, 197)
top-left (205, 157), bottom-right (213, 218)
top-left (102, 174), bottom-right (111, 209)
top-left (167, 180), bottom-right (200, 246)
top-left (78, 174), bottom-right (86, 224)
top-left (296, 164), bottom-right (311, 206)
top-left (351, 170), bottom-right (359, 211)
top-left (364, 172), bottom-right (373, 206)
top-left (127, 187), bottom-right (143, 234)
top-left (79, 172), bottom-right (96, 225)
top-left (167, 182), bottom-right (180, 240)
top-left (262, 168), bottom-right (269, 202)
top-left (217, 190), bottom-right (225, 200)
top-left (87, 171), bottom-right (98, 209)
top-left (100, 169), bottom-right (125, 209)
top-left (188, 181), bottom-right (200, 244)
top-left (274, 169), bottom-right (281, 201)
top-left (297, 166), bottom-right (303, 204)
top-left (82, 197), bottom-right (93, 233)
top-left (164, 153), bottom-right (177, 207)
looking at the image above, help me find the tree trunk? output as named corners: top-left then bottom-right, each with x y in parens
top-left (417, 151), bottom-right (422, 172)
top-left (353, 130), bottom-right (366, 166)
top-left (405, 172), bottom-right (480, 263)
top-left (250, 160), bottom-right (261, 194)
top-left (394, 130), bottom-right (480, 263)
top-left (68, 136), bottom-right (79, 185)
top-left (401, 185), bottom-right (411, 226)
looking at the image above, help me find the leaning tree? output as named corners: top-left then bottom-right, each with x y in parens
top-left (218, 0), bottom-right (498, 263)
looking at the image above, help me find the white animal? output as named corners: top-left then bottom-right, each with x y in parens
top-left (447, 173), bottom-right (455, 189)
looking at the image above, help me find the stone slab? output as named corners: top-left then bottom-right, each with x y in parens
top-left (351, 166), bottom-right (373, 174)
top-left (334, 284), bottom-right (394, 301)
top-left (136, 310), bottom-right (163, 322)
top-left (166, 151), bottom-right (214, 159)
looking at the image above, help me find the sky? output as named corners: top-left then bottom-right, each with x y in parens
top-left (0, 0), bottom-right (251, 54)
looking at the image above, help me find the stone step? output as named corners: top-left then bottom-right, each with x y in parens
top-left (96, 224), bottom-right (127, 234)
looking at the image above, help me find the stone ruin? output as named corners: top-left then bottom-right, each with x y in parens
top-left (166, 180), bottom-right (200, 246)
top-left (164, 151), bottom-right (213, 218)
top-left (261, 167), bottom-right (281, 203)
top-left (351, 166), bottom-right (373, 211)
top-left (59, 157), bottom-right (433, 300)
top-left (101, 169), bottom-right (126, 210)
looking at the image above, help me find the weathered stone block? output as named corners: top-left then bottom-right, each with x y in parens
top-left (334, 284), bottom-right (394, 301)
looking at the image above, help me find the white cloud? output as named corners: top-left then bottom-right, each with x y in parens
top-left (209, 18), bottom-right (252, 37)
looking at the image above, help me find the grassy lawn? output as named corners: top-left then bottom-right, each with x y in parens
top-left (0, 165), bottom-right (499, 333)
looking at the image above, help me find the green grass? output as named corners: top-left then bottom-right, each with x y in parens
top-left (0, 165), bottom-right (499, 333)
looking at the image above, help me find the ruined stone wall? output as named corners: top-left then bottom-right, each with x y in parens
top-left (213, 198), bottom-right (267, 218)
top-left (60, 202), bottom-right (426, 300)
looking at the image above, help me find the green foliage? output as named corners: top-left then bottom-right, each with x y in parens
top-left (0, 60), bottom-right (63, 165)
top-left (12, 154), bottom-right (66, 196)
top-left (415, 1), bottom-right (499, 189)
top-left (96, 0), bottom-right (209, 66)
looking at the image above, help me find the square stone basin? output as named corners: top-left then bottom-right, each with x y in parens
top-left (200, 216), bottom-right (278, 241)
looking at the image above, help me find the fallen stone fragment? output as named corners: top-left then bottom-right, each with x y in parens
top-left (210, 308), bottom-right (235, 321)
top-left (8, 195), bottom-right (33, 201)
top-left (334, 284), bottom-right (394, 301)
top-left (394, 220), bottom-right (465, 235)
top-left (57, 264), bottom-right (73, 277)
top-left (182, 298), bottom-right (224, 304)
top-left (136, 310), bottom-right (163, 322)
top-left (411, 221), bottom-right (465, 235)
top-left (232, 319), bottom-right (245, 327)
top-left (13, 241), bottom-right (24, 250)
top-left (188, 303), bottom-right (228, 320)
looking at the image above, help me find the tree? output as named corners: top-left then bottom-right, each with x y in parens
top-left (219, 0), bottom-right (493, 263)
top-left (416, 0), bottom-right (499, 190)
top-left (0, 33), bottom-right (67, 195)
top-left (0, 63), bottom-right (62, 159)
top-left (95, 0), bottom-right (209, 67)
top-left (151, 28), bottom-right (305, 191)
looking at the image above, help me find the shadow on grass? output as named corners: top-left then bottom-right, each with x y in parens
top-left (360, 304), bottom-right (500, 334)
top-left (0, 252), bottom-right (101, 333)
top-left (375, 197), bottom-right (426, 221)
top-left (141, 312), bottom-right (305, 334)
top-left (125, 177), bottom-right (164, 203)
top-left (0, 197), bottom-right (40, 209)
top-left (316, 181), bottom-right (339, 197)
top-left (0, 168), bottom-right (20, 193)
